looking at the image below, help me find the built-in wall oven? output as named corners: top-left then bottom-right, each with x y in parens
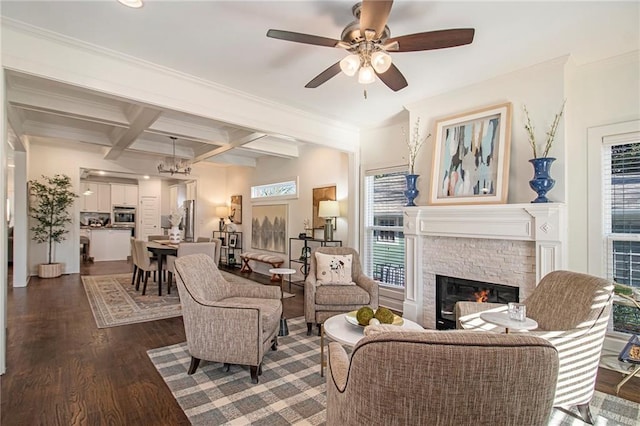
top-left (113, 206), bottom-right (136, 226)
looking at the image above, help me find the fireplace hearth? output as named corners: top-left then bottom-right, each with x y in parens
top-left (436, 275), bottom-right (519, 329)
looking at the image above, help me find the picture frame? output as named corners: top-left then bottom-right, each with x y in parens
top-left (312, 185), bottom-right (337, 229)
top-left (230, 195), bottom-right (242, 224)
top-left (251, 204), bottom-right (287, 253)
top-left (429, 102), bottom-right (512, 205)
top-left (228, 233), bottom-right (237, 248)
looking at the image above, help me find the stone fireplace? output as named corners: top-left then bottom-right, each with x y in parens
top-left (402, 203), bottom-right (567, 329)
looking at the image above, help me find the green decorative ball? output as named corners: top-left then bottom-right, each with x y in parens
top-left (374, 307), bottom-right (395, 324)
top-left (356, 307), bottom-right (375, 326)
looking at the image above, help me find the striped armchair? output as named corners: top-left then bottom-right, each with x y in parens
top-left (174, 254), bottom-right (282, 383)
top-left (456, 270), bottom-right (614, 424)
top-left (327, 330), bottom-right (559, 425)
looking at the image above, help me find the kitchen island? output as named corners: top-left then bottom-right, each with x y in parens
top-left (80, 227), bottom-right (133, 262)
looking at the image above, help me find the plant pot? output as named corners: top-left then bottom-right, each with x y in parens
top-left (404, 174), bottom-right (420, 206)
top-left (169, 226), bottom-right (181, 243)
top-left (38, 263), bottom-right (63, 278)
top-left (528, 157), bottom-right (556, 203)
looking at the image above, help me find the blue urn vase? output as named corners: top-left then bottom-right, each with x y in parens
top-left (529, 157), bottom-right (556, 203)
top-left (405, 174), bottom-right (420, 206)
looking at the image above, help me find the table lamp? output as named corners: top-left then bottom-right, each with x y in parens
top-left (216, 206), bottom-right (228, 231)
top-left (318, 200), bottom-right (339, 241)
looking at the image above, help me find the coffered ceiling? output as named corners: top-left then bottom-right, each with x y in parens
top-left (2, 1), bottom-right (639, 170)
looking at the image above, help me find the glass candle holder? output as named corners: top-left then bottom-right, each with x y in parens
top-left (508, 302), bottom-right (526, 322)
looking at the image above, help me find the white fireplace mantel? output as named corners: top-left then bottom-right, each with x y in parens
top-left (402, 203), bottom-right (567, 326)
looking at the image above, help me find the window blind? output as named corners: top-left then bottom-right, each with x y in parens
top-left (602, 133), bottom-right (640, 286)
top-left (363, 167), bottom-right (407, 289)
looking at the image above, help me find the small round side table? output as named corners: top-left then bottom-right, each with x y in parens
top-left (269, 268), bottom-right (296, 336)
top-left (479, 311), bottom-right (538, 334)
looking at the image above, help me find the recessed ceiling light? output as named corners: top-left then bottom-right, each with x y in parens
top-left (143, 175), bottom-right (150, 180)
top-left (98, 171), bottom-right (106, 175)
top-left (117, 0), bottom-right (143, 9)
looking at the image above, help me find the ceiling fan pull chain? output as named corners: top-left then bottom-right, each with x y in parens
top-left (363, 89), bottom-right (368, 100)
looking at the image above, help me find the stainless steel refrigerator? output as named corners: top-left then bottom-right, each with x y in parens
top-left (183, 200), bottom-right (195, 242)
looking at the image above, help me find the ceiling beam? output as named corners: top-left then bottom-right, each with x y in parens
top-left (103, 106), bottom-right (162, 160)
top-left (193, 132), bottom-right (267, 163)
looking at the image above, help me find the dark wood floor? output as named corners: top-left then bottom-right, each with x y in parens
top-left (0, 260), bottom-right (304, 425)
top-left (1, 260), bottom-right (638, 425)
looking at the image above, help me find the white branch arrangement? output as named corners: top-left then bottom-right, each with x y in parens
top-left (404, 118), bottom-right (432, 175)
top-left (169, 207), bottom-right (185, 227)
top-left (523, 101), bottom-right (566, 159)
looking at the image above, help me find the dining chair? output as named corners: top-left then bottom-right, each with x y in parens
top-left (166, 242), bottom-right (217, 294)
top-left (134, 239), bottom-right (162, 295)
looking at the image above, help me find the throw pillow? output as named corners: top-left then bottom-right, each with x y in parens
top-left (315, 252), bottom-right (354, 285)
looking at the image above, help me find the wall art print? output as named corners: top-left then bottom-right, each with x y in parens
top-left (251, 204), bottom-right (287, 253)
top-left (429, 102), bottom-right (512, 205)
top-left (230, 195), bottom-right (242, 224)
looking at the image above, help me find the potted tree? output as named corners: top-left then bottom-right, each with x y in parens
top-left (29, 174), bottom-right (78, 278)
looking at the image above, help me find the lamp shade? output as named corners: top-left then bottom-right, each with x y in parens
top-left (215, 206), bottom-right (228, 218)
top-left (318, 200), bottom-right (340, 218)
top-left (358, 66), bottom-right (376, 84)
top-left (340, 54), bottom-right (360, 77)
top-left (371, 51), bottom-right (392, 73)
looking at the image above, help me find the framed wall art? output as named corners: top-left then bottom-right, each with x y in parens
top-left (429, 102), bottom-right (512, 205)
top-left (251, 204), bottom-right (287, 253)
top-left (230, 195), bottom-right (242, 224)
top-left (228, 233), bottom-right (238, 248)
top-left (312, 185), bottom-right (337, 229)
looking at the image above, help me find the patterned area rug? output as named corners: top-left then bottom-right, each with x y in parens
top-left (148, 317), bottom-right (640, 426)
top-left (82, 271), bottom-right (294, 329)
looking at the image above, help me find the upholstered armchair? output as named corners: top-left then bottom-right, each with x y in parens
top-left (326, 329), bottom-right (559, 425)
top-left (174, 254), bottom-right (282, 383)
top-left (305, 247), bottom-right (379, 335)
top-left (456, 270), bottom-right (614, 424)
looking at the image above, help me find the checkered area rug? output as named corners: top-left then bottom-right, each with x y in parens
top-left (148, 317), bottom-right (640, 425)
top-left (148, 317), bottom-right (325, 425)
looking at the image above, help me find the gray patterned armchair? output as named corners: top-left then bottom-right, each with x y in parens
top-left (327, 330), bottom-right (559, 425)
top-left (305, 247), bottom-right (378, 335)
top-left (174, 254), bottom-right (282, 383)
top-left (456, 270), bottom-right (614, 424)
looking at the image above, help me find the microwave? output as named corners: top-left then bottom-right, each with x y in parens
top-left (113, 206), bottom-right (136, 226)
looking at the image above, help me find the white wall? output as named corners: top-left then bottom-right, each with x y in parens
top-left (26, 139), bottom-right (229, 275)
top-left (245, 145), bottom-right (350, 280)
top-left (567, 51), bottom-right (640, 273)
top-left (404, 56), bottom-right (567, 206)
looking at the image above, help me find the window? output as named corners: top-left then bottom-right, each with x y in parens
top-left (603, 134), bottom-right (640, 334)
top-left (251, 179), bottom-right (297, 200)
top-left (363, 168), bottom-right (406, 289)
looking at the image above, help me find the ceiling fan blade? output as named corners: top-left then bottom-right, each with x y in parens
top-left (387, 28), bottom-right (475, 52)
top-left (305, 62), bottom-right (342, 88)
top-left (360, 0), bottom-right (394, 39)
top-left (376, 64), bottom-right (408, 92)
top-left (267, 29), bottom-right (340, 48)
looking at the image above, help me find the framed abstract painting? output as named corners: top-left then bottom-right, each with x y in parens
top-left (429, 102), bottom-right (512, 205)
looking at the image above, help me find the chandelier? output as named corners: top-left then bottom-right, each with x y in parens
top-left (338, 31), bottom-right (393, 85)
top-left (157, 136), bottom-right (192, 176)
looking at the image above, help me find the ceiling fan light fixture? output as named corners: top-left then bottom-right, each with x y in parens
top-left (371, 51), bottom-right (392, 73)
top-left (339, 54), bottom-right (360, 77)
top-left (358, 66), bottom-right (376, 84)
top-left (117, 0), bottom-right (144, 8)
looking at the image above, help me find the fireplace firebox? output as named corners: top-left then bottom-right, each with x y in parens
top-left (436, 275), bottom-right (519, 330)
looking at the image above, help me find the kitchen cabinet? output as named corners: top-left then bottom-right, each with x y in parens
top-left (89, 228), bottom-right (132, 261)
top-left (81, 182), bottom-right (111, 212)
top-left (111, 184), bottom-right (138, 207)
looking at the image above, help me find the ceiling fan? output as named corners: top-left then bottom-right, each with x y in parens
top-left (266, 0), bottom-right (474, 92)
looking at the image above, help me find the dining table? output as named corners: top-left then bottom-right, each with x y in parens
top-left (146, 240), bottom-right (178, 296)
